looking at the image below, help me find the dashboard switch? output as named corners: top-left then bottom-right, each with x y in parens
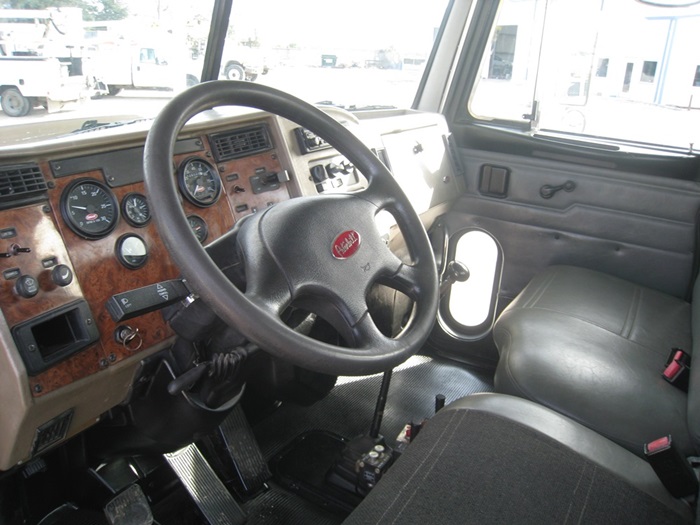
top-left (310, 165), bottom-right (327, 183)
top-left (10, 244), bottom-right (31, 255)
top-left (263, 171), bottom-right (289, 185)
top-left (51, 264), bottom-right (74, 287)
top-left (326, 162), bottom-right (342, 178)
top-left (3, 268), bottom-right (20, 280)
top-left (16, 275), bottom-right (39, 298)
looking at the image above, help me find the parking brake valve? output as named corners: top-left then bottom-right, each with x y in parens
top-left (439, 260), bottom-right (470, 297)
top-left (435, 394), bottom-right (446, 413)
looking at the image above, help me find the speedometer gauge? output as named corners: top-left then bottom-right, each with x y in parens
top-left (60, 179), bottom-right (119, 240)
top-left (178, 158), bottom-right (222, 207)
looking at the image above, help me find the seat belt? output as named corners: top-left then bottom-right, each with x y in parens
top-left (663, 348), bottom-right (691, 391)
top-left (644, 435), bottom-right (699, 498)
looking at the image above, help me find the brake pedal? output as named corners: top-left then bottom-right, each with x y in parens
top-left (164, 444), bottom-right (246, 525)
top-left (104, 484), bottom-right (153, 525)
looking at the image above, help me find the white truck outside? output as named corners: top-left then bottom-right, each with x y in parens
top-left (220, 44), bottom-right (268, 81)
top-left (91, 43), bottom-right (189, 95)
top-left (0, 56), bottom-right (90, 117)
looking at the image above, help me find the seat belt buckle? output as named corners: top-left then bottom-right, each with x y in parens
top-left (663, 348), bottom-right (691, 391)
top-left (644, 435), bottom-right (699, 498)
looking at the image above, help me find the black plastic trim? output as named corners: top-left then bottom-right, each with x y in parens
top-left (12, 300), bottom-right (100, 376)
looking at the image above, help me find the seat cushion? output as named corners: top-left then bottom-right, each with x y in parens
top-left (344, 394), bottom-right (692, 524)
top-left (493, 266), bottom-right (693, 456)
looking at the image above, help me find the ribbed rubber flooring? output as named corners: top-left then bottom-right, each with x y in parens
top-left (247, 355), bottom-right (493, 524)
top-left (243, 482), bottom-right (343, 525)
top-left (254, 355), bottom-right (494, 460)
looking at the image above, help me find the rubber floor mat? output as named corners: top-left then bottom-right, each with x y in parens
top-left (243, 482), bottom-right (344, 525)
top-left (253, 355), bottom-right (493, 459)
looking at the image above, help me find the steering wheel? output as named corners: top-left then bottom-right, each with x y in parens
top-left (144, 80), bottom-right (438, 376)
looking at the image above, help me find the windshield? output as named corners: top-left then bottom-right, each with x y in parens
top-left (0, 0), bottom-right (448, 140)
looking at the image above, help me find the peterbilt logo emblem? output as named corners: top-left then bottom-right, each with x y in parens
top-left (332, 230), bottom-right (361, 259)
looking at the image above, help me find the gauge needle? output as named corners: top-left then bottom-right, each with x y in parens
top-left (194, 184), bottom-right (203, 194)
top-left (72, 205), bottom-right (88, 210)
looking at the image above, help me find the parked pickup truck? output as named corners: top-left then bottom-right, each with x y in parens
top-left (91, 44), bottom-right (189, 95)
top-left (0, 56), bottom-right (90, 117)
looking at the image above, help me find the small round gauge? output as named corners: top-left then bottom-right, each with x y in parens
top-left (178, 157), bottom-right (222, 207)
top-left (115, 234), bottom-right (148, 269)
top-left (122, 193), bottom-right (151, 227)
top-left (187, 215), bottom-right (208, 244)
top-left (60, 178), bottom-right (119, 240)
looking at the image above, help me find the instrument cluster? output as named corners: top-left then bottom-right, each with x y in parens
top-left (5, 119), bottom-right (291, 398)
top-left (57, 155), bottom-right (229, 271)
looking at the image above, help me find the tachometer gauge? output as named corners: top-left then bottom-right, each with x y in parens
top-left (60, 179), bottom-right (119, 240)
top-left (122, 193), bottom-right (151, 227)
top-left (187, 215), bottom-right (208, 244)
top-left (178, 158), bottom-right (222, 207)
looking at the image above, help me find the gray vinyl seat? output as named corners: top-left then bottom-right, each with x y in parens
top-left (344, 266), bottom-right (696, 523)
top-left (344, 393), bottom-right (693, 524)
top-left (493, 265), bottom-right (697, 458)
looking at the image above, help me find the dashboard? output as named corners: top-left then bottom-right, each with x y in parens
top-left (0, 105), bottom-right (457, 470)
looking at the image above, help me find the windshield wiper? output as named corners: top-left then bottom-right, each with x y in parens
top-left (71, 118), bottom-right (152, 134)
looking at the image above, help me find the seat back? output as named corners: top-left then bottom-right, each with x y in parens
top-left (685, 277), bottom-right (700, 452)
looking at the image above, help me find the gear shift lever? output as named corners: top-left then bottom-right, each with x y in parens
top-left (440, 260), bottom-right (470, 297)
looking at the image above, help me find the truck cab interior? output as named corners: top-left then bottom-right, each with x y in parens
top-left (1, 0), bottom-right (699, 523)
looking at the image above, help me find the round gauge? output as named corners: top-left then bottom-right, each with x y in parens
top-left (122, 193), bottom-right (151, 227)
top-left (60, 178), bottom-right (119, 240)
top-left (187, 215), bottom-right (208, 244)
top-left (178, 157), bottom-right (222, 207)
top-left (116, 234), bottom-right (148, 269)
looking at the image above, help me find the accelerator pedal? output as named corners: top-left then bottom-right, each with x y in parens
top-left (164, 444), bottom-right (246, 525)
top-left (103, 484), bottom-right (153, 525)
top-left (218, 404), bottom-right (272, 496)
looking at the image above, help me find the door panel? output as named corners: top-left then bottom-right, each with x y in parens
top-left (447, 147), bottom-right (700, 304)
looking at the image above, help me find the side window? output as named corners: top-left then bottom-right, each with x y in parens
top-left (488, 25), bottom-right (516, 80)
top-left (140, 48), bottom-right (157, 63)
top-left (469, 0), bottom-right (544, 124)
top-left (468, 0), bottom-right (700, 150)
top-left (641, 61), bottom-right (657, 83)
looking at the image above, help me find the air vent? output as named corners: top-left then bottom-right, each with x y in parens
top-left (0, 164), bottom-right (48, 209)
top-left (209, 125), bottom-right (273, 162)
top-left (32, 409), bottom-right (73, 455)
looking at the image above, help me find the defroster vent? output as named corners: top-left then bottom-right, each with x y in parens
top-left (209, 124), bottom-right (273, 162)
top-left (0, 163), bottom-right (48, 209)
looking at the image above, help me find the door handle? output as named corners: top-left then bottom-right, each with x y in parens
top-left (540, 180), bottom-right (576, 199)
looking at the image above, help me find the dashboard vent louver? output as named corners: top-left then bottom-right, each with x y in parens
top-left (210, 125), bottom-right (273, 162)
top-left (32, 409), bottom-right (73, 455)
top-left (0, 164), bottom-right (48, 208)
